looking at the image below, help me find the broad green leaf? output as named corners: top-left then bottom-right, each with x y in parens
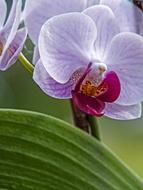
top-left (0, 109), bottom-right (142, 190)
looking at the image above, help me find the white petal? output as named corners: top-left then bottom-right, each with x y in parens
top-left (3, 0), bottom-right (22, 47)
top-left (39, 13), bottom-right (97, 83)
top-left (83, 5), bottom-right (119, 60)
top-left (105, 103), bottom-right (142, 120)
top-left (0, 0), bottom-right (7, 28)
top-left (105, 32), bottom-right (143, 105)
top-left (86, 0), bottom-right (100, 7)
top-left (33, 46), bottom-right (40, 65)
top-left (24, 0), bottom-right (87, 44)
top-left (33, 60), bottom-right (73, 99)
top-left (100, 0), bottom-right (143, 34)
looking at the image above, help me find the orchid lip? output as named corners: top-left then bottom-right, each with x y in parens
top-left (86, 104), bottom-right (104, 116)
top-left (72, 91), bottom-right (106, 117)
top-left (72, 64), bottom-right (121, 117)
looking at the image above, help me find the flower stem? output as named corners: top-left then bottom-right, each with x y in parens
top-left (18, 53), bottom-right (34, 74)
top-left (71, 100), bottom-right (90, 133)
top-left (70, 100), bottom-right (101, 140)
top-left (87, 115), bottom-right (100, 140)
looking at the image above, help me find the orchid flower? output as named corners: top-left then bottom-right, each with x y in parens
top-left (0, 0), bottom-right (27, 71)
top-left (24, 0), bottom-right (143, 64)
top-left (33, 6), bottom-right (143, 120)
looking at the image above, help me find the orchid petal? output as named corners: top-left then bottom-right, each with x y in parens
top-left (100, 0), bottom-right (143, 34)
top-left (98, 71), bottom-right (120, 103)
top-left (33, 60), bottom-right (74, 99)
top-left (33, 46), bottom-right (40, 65)
top-left (39, 13), bottom-right (97, 83)
top-left (86, 0), bottom-right (100, 7)
top-left (24, 0), bottom-right (87, 44)
top-left (72, 91), bottom-right (105, 116)
top-left (0, 28), bottom-right (27, 70)
top-left (0, 0), bottom-right (7, 28)
top-left (1, 0), bottom-right (22, 47)
top-left (105, 103), bottom-right (142, 120)
top-left (105, 32), bottom-right (143, 105)
top-left (83, 5), bottom-right (119, 60)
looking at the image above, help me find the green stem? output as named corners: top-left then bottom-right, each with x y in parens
top-left (87, 115), bottom-right (100, 140)
top-left (18, 53), bottom-right (34, 74)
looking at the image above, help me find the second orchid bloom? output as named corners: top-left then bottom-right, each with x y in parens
top-left (0, 0), bottom-right (27, 70)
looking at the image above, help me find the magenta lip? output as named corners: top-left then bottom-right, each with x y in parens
top-left (72, 64), bottom-right (121, 116)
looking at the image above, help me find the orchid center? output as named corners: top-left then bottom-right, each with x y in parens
top-left (87, 62), bottom-right (107, 83)
top-left (79, 62), bottom-right (108, 97)
top-left (80, 80), bottom-right (108, 97)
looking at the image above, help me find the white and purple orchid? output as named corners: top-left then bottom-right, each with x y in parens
top-left (0, 0), bottom-right (27, 70)
top-left (32, 3), bottom-right (143, 120)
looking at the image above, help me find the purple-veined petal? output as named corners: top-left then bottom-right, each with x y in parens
top-left (72, 91), bottom-right (105, 116)
top-left (39, 13), bottom-right (97, 84)
top-left (105, 32), bottom-right (143, 105)
top-left (0, 28), bottom-right (27, 70)
top-left (98, 71), bottom-right (121, 102)
top-left (105, 103), bottom-right (142, 120)
top-left (0, 0), bottom-right (7, 28)
top-left (1, 0), bottom-right (22, 46)
top-left (86, 0), bottom-right (100, 7)
top-left (83, 5), bottom-right (119, 60)
top-left (100, 0), bottom-right (143, 34)
top-left (33, 46), bottom-right (40, 65)
top-left (24, 0), bottom-right (87, 44)
top-left (33, 60), bottom-right (74, 99)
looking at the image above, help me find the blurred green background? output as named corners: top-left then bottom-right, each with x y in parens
top-left (1, 0), bottom-right (143, 179)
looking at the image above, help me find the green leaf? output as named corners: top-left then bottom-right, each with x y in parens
top-left (0, 109), bottom-right (142, 190)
